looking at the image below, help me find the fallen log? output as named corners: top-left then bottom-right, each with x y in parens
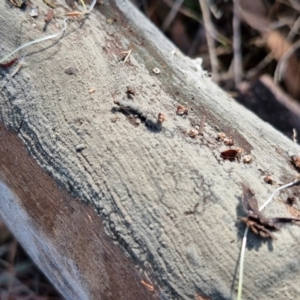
top-left (0, 0), bottom-right (300, 299)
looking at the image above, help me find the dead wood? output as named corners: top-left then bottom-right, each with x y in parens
top-left (1, 1), bottom-right (300, 299)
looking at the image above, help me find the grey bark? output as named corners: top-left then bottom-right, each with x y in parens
top-left (1, 0), bottom-right (300, 299)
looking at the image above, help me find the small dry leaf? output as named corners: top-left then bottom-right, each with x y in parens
top-left (220, 149), bottom-right (239, 161)
top-left (240, 183), bottom-right (300, 239)
top-left (291, 155), bottom-right (300, 169)
top-left (0, 58), bottom-right (18, 68)
top-left (140, 280), bottom-right (154, 292)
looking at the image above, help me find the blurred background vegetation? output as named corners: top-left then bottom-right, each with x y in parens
top-left (0, 219), bottom-right (63, 299)
top-left (132, 0), bottom-right (300, 140)
top-left (1, 0), bottom-right (300, 299)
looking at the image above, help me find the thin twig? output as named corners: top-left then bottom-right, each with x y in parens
top-left (87, 0), bottom-right (96, 14)
top-left (289, 0), bottom-right (300, 12)
top-left (199, 0), bottom-right (219, 82)
top-left (207, 0), bottom-right (222, 19)
top-left (237, 226), bottom-right (249, 300)
top-left (121, 49), bottom-right (132, 64)
top-left (188, 25), bottom-right (203, 57)
top-left (161, 0), bottom-right (231, 45)
top-left (274, 39), bottom-right (300, 84)
top-left (161, 0), bottom-right (184, 32)
top-left (162, 0), bottom-right (202, 23)
top-left (259, 179), bottom-right (300, 211)
top-left (78, 0), bottom-right (87, 13)
top-left (246, 53), bottom-right (273, 80)
top-left (287, 16), bottom-right (300, 41)
top-left (269, 17), bottom-right (295, 30)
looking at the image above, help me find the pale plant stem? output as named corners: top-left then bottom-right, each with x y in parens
top-left (0, 19), bottom-right (67, 64)
top-left (88, 0), bottom-right (97, 13)
top-left (237, 226), bottom-right (249, 300)
top-left (287, 16), bottom-right (300, 41)
top-left (259, 180), bottom-right (298, 211)
top-left (237, 177), bottom-right (300, 300)
top-left (274, 39), bottom-right (300, 84)
top-left (79, 0), bottom-right (87, 13)
top-left (232, 0), bottom-right (243, 86)
top-left (246, 53), bottom-right (273, 80)
top-left (199, 0), bottom-right (219, 81)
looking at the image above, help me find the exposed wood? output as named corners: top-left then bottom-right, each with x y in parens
top-left (0, 123), bottom-right (156, 300)
top-left (1, 1), bottom-right (300, 300)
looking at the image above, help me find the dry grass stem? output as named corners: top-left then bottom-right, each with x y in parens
top-left (287, 15), bottom-right (300, 41)
top-left (199, 0), bottom-right (219, 82)
top-left (66, 11), bottom-right (84, 17)
top-left (79, 0), bottom-right (87, 13)
top-left (274, 39), bottom-right (300, 84)
top-left (246, 53), bottom-right (273, 79)
top-left (233, 0), bottom-right (243, 86)
top-left (121, 49), bottom-right (132, 64)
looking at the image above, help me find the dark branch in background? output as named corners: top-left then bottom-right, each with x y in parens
top-left (198, 0), bottom-right (219, 82)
